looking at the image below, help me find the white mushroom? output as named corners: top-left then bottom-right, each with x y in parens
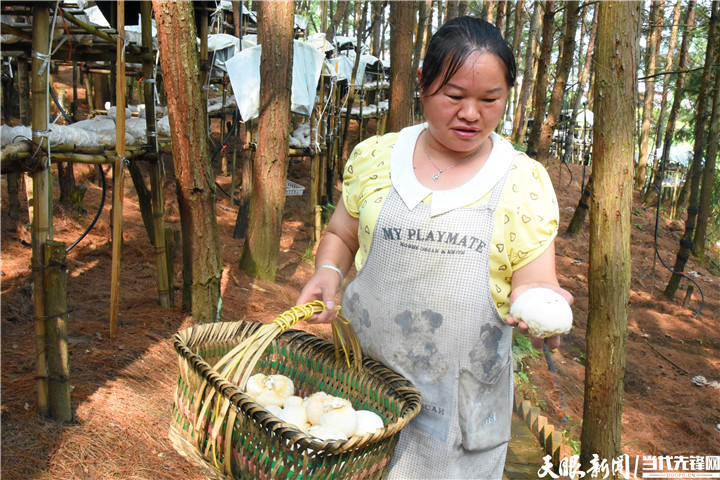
top-left (284, 395), bottom-right (304, 408)
top-left (265, 405), bottom-right (283, 417)
top-left (304, 392), bottom-right (331, 426)
top-left (246, 373), bottom-right (268, 399)
top-left (279, 404), bottom-right (310, 431)
top-left (319, 400), bottom-right (357, 437)
top-left (509, 287), bottom-right (573, 338)
top-left (306, 424), bottom-right (348, 441)
top-left (353, 410), bottom-right (385, 436)
top-left (245, 374), bottom-right (295, 408)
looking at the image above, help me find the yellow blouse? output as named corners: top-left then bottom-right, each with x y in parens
top-left (341, 124), bottom-right (559, 318)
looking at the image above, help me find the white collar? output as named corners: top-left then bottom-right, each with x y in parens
top-left (390, 123), bottom-right (514, 217)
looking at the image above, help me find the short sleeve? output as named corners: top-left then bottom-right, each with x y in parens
top-left (342, 134), bottom-right (396, 218)
top-left (503, 156), bottom-right (559, 270)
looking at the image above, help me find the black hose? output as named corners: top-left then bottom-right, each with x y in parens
top-left (49, 86), bottom-right (74, 124)
top-left (213, 109), bottom-right (241, 202)
top-left (66, 167), bottom-right (106, 252)
top-left (649, 183), bottom-right (705, 318)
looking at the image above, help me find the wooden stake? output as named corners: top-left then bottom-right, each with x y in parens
top-left (109, 1), bottom-right (126, 338)
top-left (31, 4), bottom-right (52, 418)
top-left (682, 285), bottom-right (694, 308)
top-left (44, 240), bottom-right (72, 422)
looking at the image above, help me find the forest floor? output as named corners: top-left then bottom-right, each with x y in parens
top-left (1, 68), bottom-right (720, 479)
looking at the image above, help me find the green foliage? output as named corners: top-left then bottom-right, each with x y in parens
top-left (513, 332), bottom-right (539, 360)
top-left (301, 245), bottom-right (315, 265)
top-left (321, 202), bottom-right (336, 223)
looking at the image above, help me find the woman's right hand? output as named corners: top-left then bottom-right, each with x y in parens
top-left (296, 198), bottom-right (359, 324)
top-left (297, 268), bottom-right (342, 324)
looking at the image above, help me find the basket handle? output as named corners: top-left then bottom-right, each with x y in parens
top-left (275, 301), bottom-right (363, 370)
top-left (270, 300), bottom-right (326, 331)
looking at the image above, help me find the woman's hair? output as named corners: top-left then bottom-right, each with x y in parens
top-left (419, 16), bottom-right (517, 95)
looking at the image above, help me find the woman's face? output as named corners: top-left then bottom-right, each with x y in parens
top-left (420, 51), bottom-right (509, 157)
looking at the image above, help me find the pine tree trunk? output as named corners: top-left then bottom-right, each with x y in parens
top-left (445, 0), bottom-right (460, 22)
top-left (693, 62), bottom-right (720, 257)
top-left (536, 0), bottom-right (580, 165)
top-left (510, 1), bottom-right (525, 64)
top-left (563, 176), bottom-right (592, 238)
top-left (370, 0), bottom-right (383, 57)
top-left (643, 1), bottom-right (696, 207)
top-left (495, 0), bottom-right (506, 32)
top-left (664, 0), bottom-right (718, 299)
top-left (412, 0), bottom-right (429, 76)
top-left (153, 0), bottom-right (222, 323)
top-left (526, 1), bottom-right (555, 158)
top-left (644, 0), bottom-right (683, 203)
top-left (580, 3), bottom-right (640, 473)
top-left (511, 1), bottom-right (540, 146)
top-left (564, 4), bottom-right (598, 165)
top-left (388, 1), bottom-right (416, 133)
top-left (326, 0), bottom-right (350, 46)
top-left (635, 0), bottom-right (664, 191)
top-left (238, 0), bottom-right (294, 282)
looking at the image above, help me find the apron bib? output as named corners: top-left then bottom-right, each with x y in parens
top-left (342, 167), bottom-right (514, 480)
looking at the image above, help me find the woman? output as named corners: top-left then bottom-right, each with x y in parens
top-left (298, 16), bottom-right (573, 479)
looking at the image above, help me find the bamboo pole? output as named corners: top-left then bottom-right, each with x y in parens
top-left (142, 0), bottom-right (171, 308)
top-left (59, 8), bottom-right (152, 61)
top-left (31, 4), bottom-right (52, 418)
top-left (309, 105), bottom-right (319, 222)
top-left (109, 1), bottom-right (126, 338)
top-left (44, 240), bottom-right (72, 422)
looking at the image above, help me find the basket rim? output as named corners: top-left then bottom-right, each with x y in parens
top-left (173, 319), bottom-right (422, 455)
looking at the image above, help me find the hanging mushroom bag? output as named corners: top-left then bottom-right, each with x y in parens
top-left (169, 301), bottom-right (422, 480)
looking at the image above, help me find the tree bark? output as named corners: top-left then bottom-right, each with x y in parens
top-left (511, 1), bottom-right (540, 146)
top-left (388, 0), bottom-right (416, 133)
top-left (693, 60), bottom-right (720, 257)
top-left (563, 176), bottom-right (592, 238)
top-left (580, 3), bottom-right (640, 474)
top-left (495, 0), bottom-right (507, 32)
top-left (643, 0), bottom-right (683, 203)
top-left (643, 1), bottom-right (696, 207)
top-left (445, 0), bottom-right (460, 22)
top-left (153, 0), bottom-right (222, 323)
top-left (238, 0), bottom-right (294, 282)
top-left (370, 0), bottom-right (384, 57)
top-left (413, 0), bottom-right (430, 77)
top-left (664, 0), bottom-right (718, 299)
top-left (526, 1), bottom-right (555, 158)
top-left (536, 0), bottom-right (580, 165)
top-left (564, 3), bottom-right (598, 165)
top-left (635, 0), bottom-right (665, 191)
top-left (340, 0), bottom-right (369, 175)
top-left (326, 0), bottom-right (350, 46)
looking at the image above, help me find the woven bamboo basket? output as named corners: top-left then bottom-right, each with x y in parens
top-left (169, 301), bottom-right (422, 480)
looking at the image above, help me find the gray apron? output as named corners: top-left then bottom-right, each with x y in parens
top-left (342, 166), bottom-right (514, 480)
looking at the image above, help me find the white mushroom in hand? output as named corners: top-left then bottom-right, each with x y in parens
top-left (509, 287), bottom-right (573, 338)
